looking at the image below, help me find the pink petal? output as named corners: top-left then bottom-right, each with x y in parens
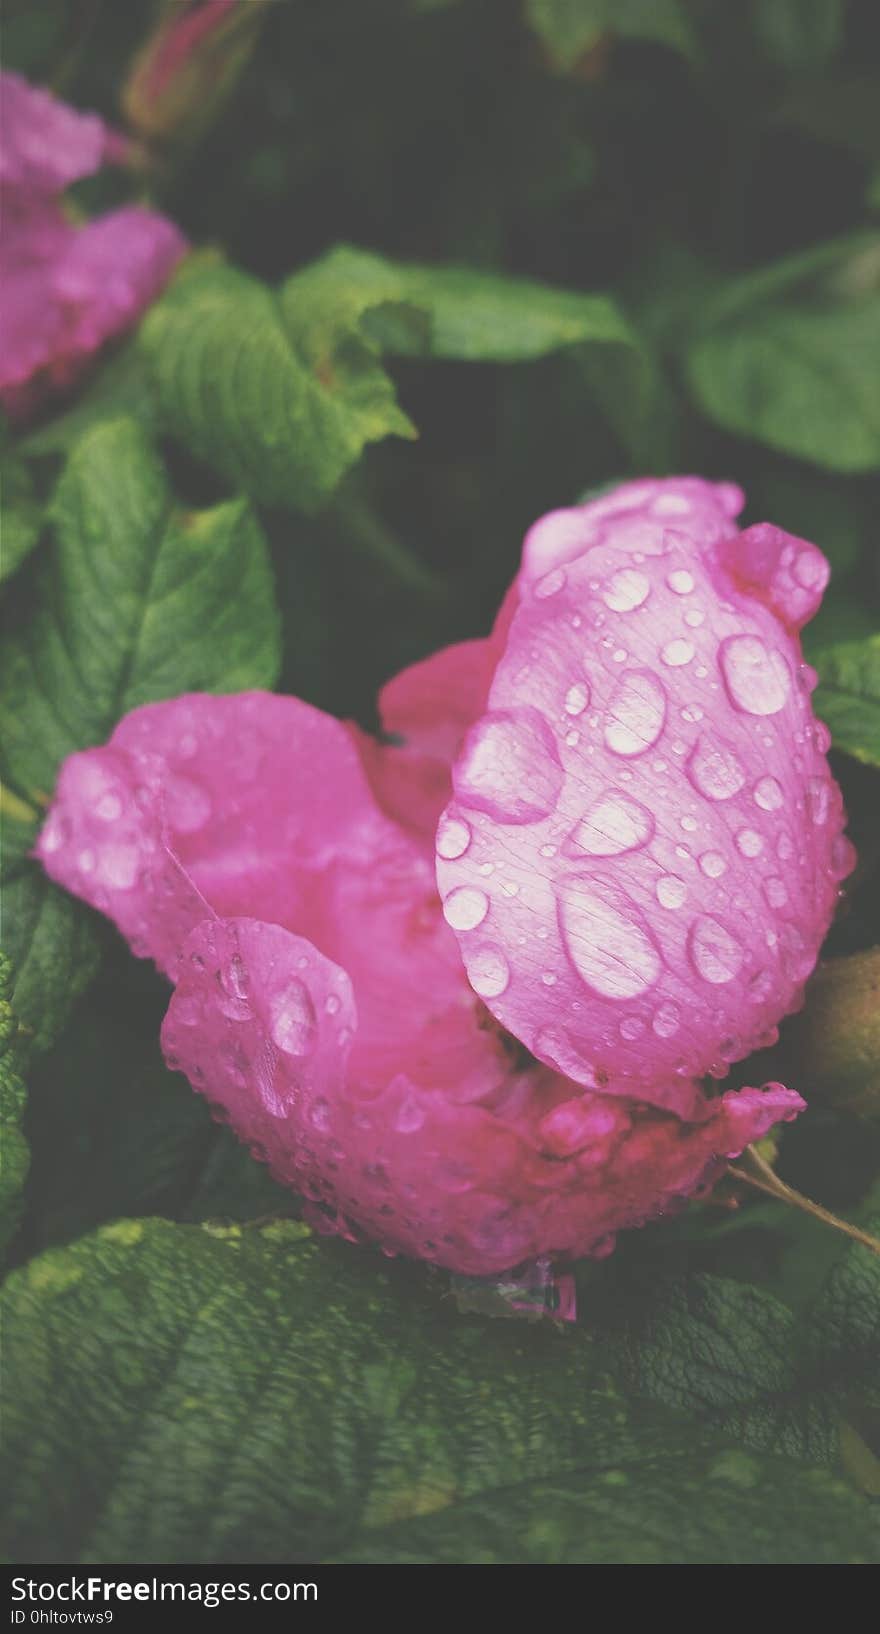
top-left (0, 71), bottom-right (117, 192)
top-left (437, 477), bottom-right (853, 1111)
top-left (36, 691), bottom-right (506, 1096)
top-left (163, 917), bottom-right (804, 1275)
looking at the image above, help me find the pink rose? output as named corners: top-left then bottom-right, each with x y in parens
top-left (0, 72), bottom-right (186, 419)
top-left (36, 479), bottom-right (852, 1281)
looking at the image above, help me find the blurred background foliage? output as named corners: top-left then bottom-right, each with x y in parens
top-left (2, 0), bottom-right (880, 1564)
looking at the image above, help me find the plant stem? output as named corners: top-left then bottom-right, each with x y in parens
top-left (728, 1145), bottom-right (880, 1256)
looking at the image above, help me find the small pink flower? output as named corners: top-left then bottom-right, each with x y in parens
top-left (0, 72), bottom-right (187, 419)
top-left (36, 479), bottom-right (851, 1279)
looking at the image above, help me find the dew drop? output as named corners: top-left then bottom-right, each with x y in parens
top-left (569, 791), bottom-right (654, 857)
top-left (95, 842), bottom-right (140, 890)
top-left (468, 945), bottom-right (510, 998)
top-left (604, 671), bottom-right (667, 757)
top-left (558, 876), bottom-right (661, 999)
top-left (269, 978), bottom-right (318, 1056)
top-left (95, 792), bottom-right (123, 822)
top-left (166, 774), bottom-right (212, 834)
top-left (754, 775), bottom-right (783, 811)
top-left (688, 916), bottom-right (743, 984)
top-left (652, 1001), bottom-right (681, 1037)
top-left (394, 1094), bottom-right (426, 1134)
top-left (687, 737), bottom-right (745, 801)
top-left (443, 886), bottom-right (489, 931)
top-left (656, 875), bottom-right (687, 909)
top-left (436, 813), bottom-right (471, 860)
top-left (602, 567), bottom-right (650, 612)
top-left (661, 638), bottom-right (695, 667)
top-left (564, 681), bottom-right (590, 716)
top-left (620, 1014), bottom-right (646, 1040)
top-left (78, 848), bottom-right (96, 875)
top-left (667, 569), bottom-right (695, 593)
top-left (763, 876), bottom-right (787, 908)
top-left (684, 608), bottom-right (705, 628)
top-left (534, 567), bottom-right (566, 599)
top-left (699, 851), bottom-right (727, 878)
top-left (736, 829), bottom-right (764, 858)
top-left (806, 776), bottom-right (830, 826)
top-left (456, 709), bottom-right (563, 823)
top-left (655, 494), bottom-right (691, 518)
top-left (720, 635), bottom-right (790, 715)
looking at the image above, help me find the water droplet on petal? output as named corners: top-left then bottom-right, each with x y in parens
top-left (699, 851), bottom-right (727, 878)
top-left (95, 842), bottom-right (140, 890)
top-left (667, 569), bottom-right (694, 593)
top-left (558, 876), bottom-right (661, 999)
top-left (468, 945), bottom-right (510, 998)
top-left (569, 790), bottom-right (654, 857)
top-left (688, 916), bottom-right (743, 984)
top-left (436, 813), bottom-right (471, 860)
top-left (534, 567), bottom-right (566, 599)
top-left (754, 775), bottom-right (783, 811)
top-left (720, 635), bottom-right (790, 715)
top-left (656, 875), bottom-right (687, 909)
top-left (269, 978), bottom-right (318, 1056)
top-left (456, 709), bottom-right (563, 823)
top-left (661, 638), bottom-right (695, 667)
top-left (736, 829), bottom-right (764, 857)
top-left (602, 567), bottom-right (650, 612)
top-left (564, 681), bottom-right (590, 716)
top-left (684, 608), bottom-right (705, 628)
top-left (604, 672), bottom-right (666, 757)
top-left (95, 793), bottom-right (123, 822)
top-left (40, 812), bottom-right (69, 854)
top-left (806, 776), bottom-right (830, 826)
top-left (687, 737), bottom-right (745, 800)
top-left (166, 774), bottom-right (212, 834)
top-left (78, 848), bottom-right (96, 874)
top-left (652, 1000), bottom-right (680, 1037)
top-left (443, 886), bottom-right (489, 931)
top-left (763, 876), bottom-right (787, 908)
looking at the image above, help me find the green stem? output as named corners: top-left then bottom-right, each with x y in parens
top-left (729, 1146), bottom-right (880, 1257)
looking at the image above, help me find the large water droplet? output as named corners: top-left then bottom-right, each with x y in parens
top-left (763, 876), bottom-right (787, 908)
top-left (753, 775), bottom-right (783, 811)
top-left (688, 916), bottom-right (743, 984)
top-left (558, 876), bottom-right (661, 999)
top-left (687, 736), bottom-right (745, 801)
top-left (455, 709), bottom-right (563, 823)
top-left (720, 635), bottom-right (790, 715)
top-left (569, 790), bottom-right (654, 857)
top-left (736, 828), bottom-right (763, 857)
top-left (661, 638), bottom-right (694, 667)
top-left (564, 681), bottom-right (590, 716)
top-left (656, 875), bottom-right (687, 909)
top-left (436, 813), bottom-right (471, 860)
top-left (699, 851), bottom-right (727, 878)
top-left (443, 886), bottom-right (489, 931)
top-left (269, 978), bottom-right (318, 1056)
top-left (602, 567), bottom-right (650, 611)
top-left (95, 842), bottom-right (140, 890)
top-left (604, 672), bottom-right (666, 757)
top-left (468, 945), bottom-right (510, 998)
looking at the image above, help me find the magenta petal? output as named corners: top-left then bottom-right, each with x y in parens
top-left (379, 639), bottom-right (494, 761)
top-left (0, 71), bottom-right (116, 191)
top-left (437, 478), bottom-right (853, 1110)
top-left (164, 922), bottom-right (804, 1276)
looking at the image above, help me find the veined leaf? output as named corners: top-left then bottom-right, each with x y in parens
top-left (814, 633), bottom-right (880, 765)
top-left (1, 1220), bottom-right (876, 1564)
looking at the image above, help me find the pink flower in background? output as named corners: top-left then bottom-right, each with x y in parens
top-left (0, 72), bottom-right (186, 418)
top-left (36, 479), bottom-right (852, 1280)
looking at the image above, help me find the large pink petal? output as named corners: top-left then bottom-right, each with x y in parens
top-left (162, 913), bottom-right (804, 1274)
top-left (36, 691), bottom-right (506, 1096)
top-left (437, 478), bottom-right (854, 1112)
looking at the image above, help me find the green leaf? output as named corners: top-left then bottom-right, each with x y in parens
top-left (19, 969), bottom-right (291, 1256)
top-left (19, 343), bottom-right (158, 459)
top-left (140, 256), bottom-right (417, 512)
top-left (814, 633), bottom-right (880, 765)
top-left (601, 1239), bottom-right (880, 1470)
top-left (525, 0), bottom-right (697, 72)
top-left (1, 1220), bottom-right (876, 1564)
top-left (140, 247), bottom-right (659, 508)
top-left (0, 417), bottom-right (281, 1051)
top-left (687, 235), bottom-right (880, 471)
top-left (0, 451), bottom-right (42, 587)
top-left (0, 954), bottom-right (29, 1262)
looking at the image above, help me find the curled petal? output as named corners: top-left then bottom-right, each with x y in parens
top-left (163, 919), bottom-right (804, 1277)
top-left (437, 478), bottom-right (853, 1109)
